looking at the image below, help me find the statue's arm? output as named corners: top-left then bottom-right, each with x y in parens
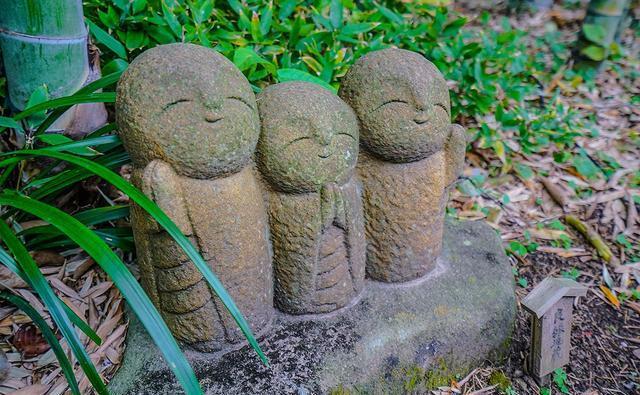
top-left (140, 159), bottom-right (193, 236)
top-left (444, 124), bottom-right (467, 186)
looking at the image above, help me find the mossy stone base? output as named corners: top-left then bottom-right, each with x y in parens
top-left (109, 219), bottom-right (516, 394)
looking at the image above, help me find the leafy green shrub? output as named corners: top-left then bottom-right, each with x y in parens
top-left (84, 0), bottom-right (585, 166)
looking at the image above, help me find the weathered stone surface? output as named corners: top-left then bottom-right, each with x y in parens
top-left (256, 82), bottom-right (366, 315)
top-left (116, 43), bottom-right (260, 179)
top-left (339, 48), bottom-right (467, 283)
top-left (116, 43), bottom-right (273, 349)
top-left (109, 219), bottom-right (516, 395)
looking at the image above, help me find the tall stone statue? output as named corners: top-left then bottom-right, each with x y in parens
top-left (339, 48), bottom-right (466, 283)
top-left (116, 43), bottom-right (272, 349)
top-left (256, 82), bottom-right (366, 314)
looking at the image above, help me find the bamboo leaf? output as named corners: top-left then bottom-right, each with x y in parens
top-left (276, 68), bottom-right (336, 92)
top-left (580, 45), bottom-right (606, 61)
top-left (86, 19), bottom-right (127, 59)
top-left (0, 221), bottom-right (107, 394)
top-left (0, 291), bottom-right (81, 395)
top-left (582, 24), bottom-right (607, 46)
top-left (13, 93), bottom-right (116, 122)
top-left (330, 0), bottom-right (343, 30)
top-left (0, 116), bottom-right (21, 130)
top-left (340, 22), bottom-right (378, 36)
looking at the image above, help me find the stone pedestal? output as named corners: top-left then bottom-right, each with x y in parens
top-left (109, 219), bottom-right (516, 394)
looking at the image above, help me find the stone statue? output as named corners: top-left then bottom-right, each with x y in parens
top-left (339, 48), bottom-right (466, 283)
top-left (256, 82), bottom-right (366, 314)
top-left (116, 43), bottom-right (272, 350)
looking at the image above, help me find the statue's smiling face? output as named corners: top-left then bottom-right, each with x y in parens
top-left (150, 79), bottom-right (259, 176)
top-left (257, 82), bottom-right (359, 193)
top-left (339, 48), bottom-right (451, 163)
top-left (116, 44), bottom-right (260, 178)
top-left (359, 78), bottom-right (450, 162)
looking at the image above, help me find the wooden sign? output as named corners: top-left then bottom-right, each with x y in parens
top-left (522, 277), bottom-right (587, 385)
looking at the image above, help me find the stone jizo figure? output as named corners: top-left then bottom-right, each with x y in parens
top-left (111, 46), bottom-right (519, 395)
top-left (339, 48), bottom-right (467, 282)
top-left (116, 43), bottom-right (272, 350)
top-left (256, 82), bottom-right (366, 314)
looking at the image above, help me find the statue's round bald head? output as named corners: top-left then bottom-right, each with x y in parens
top-left (339, 48), bottom-right (451, 163)
top-left (116, 43), bottom-right (259, 178)
top-left (257, 82), bottom-right (358, 193)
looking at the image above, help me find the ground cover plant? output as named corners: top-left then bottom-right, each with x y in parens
top-left (0, 0), bottom-right (638, 393)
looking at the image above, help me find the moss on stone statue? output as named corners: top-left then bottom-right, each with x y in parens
top-left (329, 359), bottom-right (466, 394)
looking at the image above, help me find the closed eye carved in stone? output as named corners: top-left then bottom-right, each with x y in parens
top-left (434, 102), bottom-right (449, 116)
top-left (162, 99), bottom-right (191, 111)
top-left (370, 99), bottom-right (410, 113)
top-left (337, 132), bottom-right (357, 141)
top-left (227, 96), bottom-right (255, 111)
top-left (283, 135), bottom-right (312, 148)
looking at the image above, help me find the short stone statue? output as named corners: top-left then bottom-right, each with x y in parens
top-left (339, 48), bottom-right (467, 282)
top-left (256, 82), bottom-right (366, 314)
top-left (116, 43), bottom-right (272, 349)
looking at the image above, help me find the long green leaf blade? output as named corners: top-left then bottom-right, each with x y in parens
top-left (36, 74), bottom-right (123, 136)
top-left (86, 19), bottom-right (128, 59)
top-left (12, 93), bottom-right (116, 121)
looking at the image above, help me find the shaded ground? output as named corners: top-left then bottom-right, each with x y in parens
top-left (443, 2), bottom-right (640, 394)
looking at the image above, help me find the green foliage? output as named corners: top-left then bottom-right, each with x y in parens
top-left (582, 24), bottom-right (607, 46)
top-left (509, 241), bottom-right (529, 257)
top-left (0, 291), bottom-right (81, 394)
top-left (561, 267), bottom-right (580, 280)
top-left (0, 221), bottom-right (108, 393)
top-left (553, 368), bottom-right (570, 394)
top-left (572, 149), bottom-right (601, 179)
top-left (488, 370), bottom-right (512, 393)
top-left (82, 0), bottom-right (585, 162)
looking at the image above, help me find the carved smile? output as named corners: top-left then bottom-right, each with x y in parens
top-left (318, 152), bottom-right (332, 159)
top-left (205, 116), bottom-right (223, 124)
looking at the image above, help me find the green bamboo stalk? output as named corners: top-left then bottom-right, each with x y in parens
top-left (575, 0), bottom-right (631, 70)
top-left (0, 0), bottom-right (89, 111)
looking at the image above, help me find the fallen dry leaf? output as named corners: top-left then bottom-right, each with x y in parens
top-left (12, 324), bottom-right (51, 358)
top-left (10, 384), bottom-right (50, 395)
top-left (599, 284), bottom-right (621, 309)
top-left (30, 251), bottom-right (65, 267)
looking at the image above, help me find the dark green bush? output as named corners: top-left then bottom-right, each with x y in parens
top-left (84, 0), bottom-right (585, 165)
